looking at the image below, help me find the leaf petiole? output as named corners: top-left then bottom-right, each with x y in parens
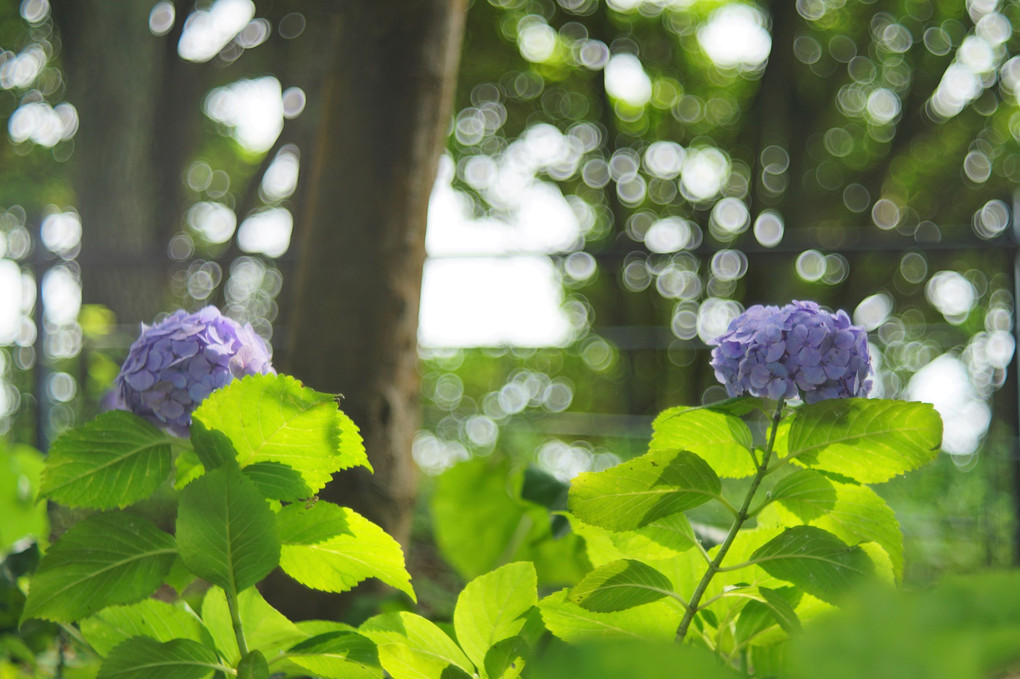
top-left (227, 589), bottom-right (249, 658)
top-left (695, 584), bottom-right (755, 610)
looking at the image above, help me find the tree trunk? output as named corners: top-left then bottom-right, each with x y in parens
top-left (49, 1), bottom-right (173, 325)
top-left (274, 0), bottom-right (466, 619)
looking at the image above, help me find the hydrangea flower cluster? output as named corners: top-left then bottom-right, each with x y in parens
top-left (710, 300), bottom-right (872, 403)
top-left (115, 306), bottom-right (274, 436)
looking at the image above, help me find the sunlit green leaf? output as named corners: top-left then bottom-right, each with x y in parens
top-left (201, 587), bottom-right (305, 666)
top-left (22, 512), bottom-right (175, 623)
top-left (771, 469), bottom-right (837, 521)
top-left (699, 397), bottom-right (766, 417)
top-left (360, 611), bottom-right (474, 679)
top-left (749, 643), bottom-right (788, 678)
top-left (786, 399), bottom-right (942, 483)
top-left (277, 501), bottom-right (414, 600)
top-left (570, 559), bottom-right (675, 612)
top-left (174, 446), bottom-right (205, 490)
top-left (569, 449), bottom-right (721, 531)
top-left (432, 457), bottom-right (519, 579)
top-left (859, 542), bottom-right (896, 583)
top-left (650, 406), bottom-right (755, 478)
top-left (190, 374), bottom-right (369, 493)
top-left (702, 524), bottom-right (786, 602)
top-left (484, 633), bottom-right (529, 679)
top-left (759, 587), bottom-right (802, 635)
top-left (39, 411), bottom-right (172, 510)
top-left (80, 599), bottom-right (211, 656)
top-left (734, 600), bottom-right (774, 646)
top-left (176, 467), bottom-right (280, 598)
top-left (453, 562), bottom-right (537, 673)
top-left (295, 619), bottom-right (360, 636)
top-left (821, 483), bottom-right (902, 580)
top-left (734, 587), bottom-right (800, 646)
top-left (771, 475), bottom-right (904, 581)
top-left (336, 408), bottom-right (372, 472)
top-left (570, 513), bottom-right (696, 567)
top-left (0, 443), bottom-right (48, 552)
top-left (537, 590), bottom-right (683, 643)
top-left (432, 457), bottom-right (589, 584)
top-left (97, 637), bottom-right (221, 679)
top-left (705, 521), bottom-right (832, 644)
top-left (286, 631), bottom-right (382, 679)
top-left (750, 526), bottom-right (874, 604)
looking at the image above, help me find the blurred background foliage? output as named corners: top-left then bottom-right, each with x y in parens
top-left (420, 0), bottom-right (1020, 595)
top-left (0, 0), bottom-right (1017, 630)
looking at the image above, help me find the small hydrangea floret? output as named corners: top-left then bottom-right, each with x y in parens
top-left (710, 300), bottom-right (872, 403)
top-left (115, 306), bottom-right (274, 436)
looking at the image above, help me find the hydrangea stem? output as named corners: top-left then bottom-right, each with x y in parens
top-left (676, 400), bottom-right (786, 642)
top-left (228, 590), bottom-right (249, 658)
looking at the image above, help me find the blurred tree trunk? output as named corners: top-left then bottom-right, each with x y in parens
top-left (49, 1), bottom-right (194, 326)
top-left (274, 0), bottom-right (466, 618)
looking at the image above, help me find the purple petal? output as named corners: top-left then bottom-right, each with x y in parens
top-left (125, 370), bottom-right (156, 391)
top-left (765, 341), bottom-right (785, 362)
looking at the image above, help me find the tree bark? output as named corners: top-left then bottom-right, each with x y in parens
top-left (49, 1), bottom-right (175, 325)
top-left (275, 0), bottom-right (466, 619)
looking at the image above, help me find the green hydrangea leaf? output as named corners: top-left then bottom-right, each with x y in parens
top-left (485, 633), bottom-right (530, 679)
top-left (336, 408), bottom-right (371, 473)
top-left (21, 512), bottom-right (175, 623)
top-left (771, 469), bottom-right (837, 522)
top-left (190, 374), bottom-right (369, 494)
top-left (277, 501), bottom-right (414, 601)
top-left (0, 443), bottom-right (48, 552)
top-left (286, 631), bottom-right (382, 679)
top-left (174, 446), bottom-right (205, 490)
top-left (750, 526), bottom-right (874, 604)
top-left (163, 556), bottom-right (196, 594)
top-left (772, 475), bottom-right (904, 581)
top-left (569, 449), bottom-right (722, 531)
top-left (188, 420), bottom-right (237, 472)
top-left (785, 399), bottom-right (942, 483)
top-left (570, 513), bottom-right (696, 567)
top-left (80, 599), bottom-right (212, 656)
top-left (650, 405), bottom-right (756, 478)
top-left (176, 467), bottom-right (280, 598)
top-left (537, 590), bottom-right (683, 643)
top-left (360, 611), bottom-right (474, 679)
top-left (759, 587), bottom-right (802, 635)
top-left (734, 600), bottom-right (775, 646)
top-left (570, 559), bottom-right (675, 612)
top-left (734, 587), bottom-right (801, 646)
top-left (201, 587), bottom-right (305, 666)
top-left (39, 411), bottom-right (172, 510)
top-left (453, 562), bottom-right (537, 673)
top-left (432, 457), bottom-right (589, 584)
top-left (97, 637), bottom-right (222, 679)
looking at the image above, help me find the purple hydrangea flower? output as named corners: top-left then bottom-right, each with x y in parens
top-left (115, 306), bottom-right (274, 436)
top-left (710, 300), bottom-right (872, 403)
